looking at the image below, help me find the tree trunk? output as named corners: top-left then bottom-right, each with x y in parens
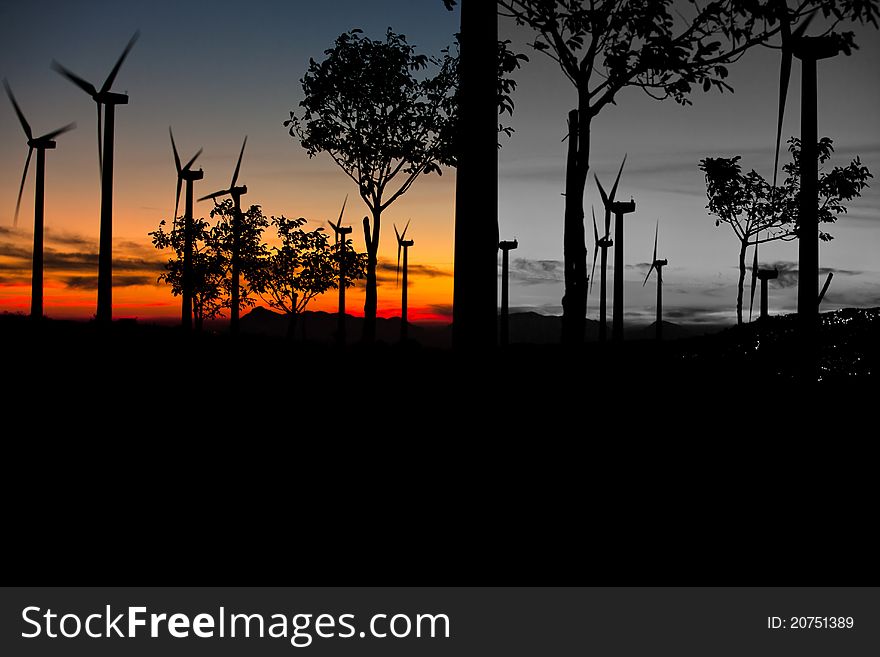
top-left (362, 208), bottom-right (380, 343)
top-left (561, 108), bottom-right (589, 344)
top-left (736, 239), bottom-right (747, 326)
top-left (452, 0), bottom-right (498, 350)
top-left (286, 311), bottom-right (299, 340)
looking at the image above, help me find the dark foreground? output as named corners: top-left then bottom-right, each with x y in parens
top-left (4, 308), bottom-right (878, 584)
top-left (3, 306), bottom-right (878, 437)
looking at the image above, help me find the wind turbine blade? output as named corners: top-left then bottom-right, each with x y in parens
top-left (3, 80), bottom-right (33, 141)
top-left (643, 263), bottom-right (655, 287)
top-left (175, 178), bottom-right (182, 221)
top-left (748, 241), bottom-right (759, 321)
top-left (792, 7), bottom-right (818, 40)
top-left (51, 61), bottom-right (97, 96)
top-left (198, 189), bottom-right (229, 202)
top-left (14, 147), bottom-right (33, 228)
top-left (594, 174), bottom-right (609, 208)
top-left (39, 122), bottom-right (76, 142)
top-left (394, 223), bottom-right (401, 242)
top-left (97, 103), bottom-right (103, 179)
top-left (170, 127), bottom-right (181, 173)
top-left (101, 30), bottom-right (140, 93)
top-left (818, 272), bottom-right (833, 305)
top-left (337, 194), bottom-right (348, 225)
top-left (773, 57), bottom-right (792, 191)
top-left (231, 136), bottom-right (247, 188)
top-left (590, 207), bottom-right (599, 292)
top-left (183, 148), bottom-right (203, 172)
top-left (609, 153), bottom-right (627, 202)
top-left (396, 243), bottom-right (402, 287)
top-left (401, 218), bottom-right (411, 241)
top-left (652, 220), bottom-right (659, 263)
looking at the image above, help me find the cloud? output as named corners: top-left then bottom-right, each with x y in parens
top-left (427, 304), bottom-right (453, 317)
top-left (375, 261), bottom-right (451, 279)
top-left (508, 258), bottom-right (564, 285)
top-left (1, 228), bottom-right (163, 274)
top-left (764, 261), bottom-right (863, 289)
top-left (509, 304), bottom-right (563, 315)
top-left (63, 275), bottom-right (158, 290)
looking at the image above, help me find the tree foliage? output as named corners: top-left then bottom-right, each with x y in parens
top-left (249, 216), bottom-right (368, 316)
top-left (498, 1), bottom-right (879, 109)
top-left (150, 215), bottom-right (227, 325)
top-left (286, 29), bottom-right (457, 215)
top-left (209, 199), bottom-right (269, 313)
top-left (700, 137), bottom-right (871, 323)
top-left (701, 137), bottom-right (872, 244)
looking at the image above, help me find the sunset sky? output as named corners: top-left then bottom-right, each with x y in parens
top-left (1, 0), bottom-right (878, 326)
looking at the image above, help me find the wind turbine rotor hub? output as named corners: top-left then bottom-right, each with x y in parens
top-left (29, 139), bottom-right (58, 150)
top-left (95, 91), bottom-right (129, 104)
top-left (611, 200), bottom-right (636, 214)
top-left (180, 169), bottom-right (204, 181)
top-left (792, 35), bottom-right (843, 61)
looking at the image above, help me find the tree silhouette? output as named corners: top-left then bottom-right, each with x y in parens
top-left (150, 214), bottom-right (226, 331)
top-left (209, 199), bottom-right (269, 322)
top-left (497, 0), bottom-right (879, 344)
top-left (286, 29), bottom-right (457, 343)
top-left (249, 216), bottom-right (367, 339)
top-left (701, 137), bottom-right (871, 324)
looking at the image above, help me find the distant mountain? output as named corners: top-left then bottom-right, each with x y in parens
top-left (628, 320), bottom-right (695, 341)
top-left (507, 312), bottom-right (700, 342)
top-left (239, 307), bottom-right (452, 347)
top-left (238, 307), bottom-right (712, 346)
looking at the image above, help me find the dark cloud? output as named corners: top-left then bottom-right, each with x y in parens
top-left (764, 261), bottom-right (863, 289)
top-left (42, 229), bottom-right (98, 250)
top-left (427, 304), bottom-right (453, 317)
top-left (63, 275), bottom-right (157, 290)
top-left (509, 304), bottom-right (563, 315)
top-left (376, 261), bottom-right (451, 278)
top-left (508, 258), bottom-right (564, 285)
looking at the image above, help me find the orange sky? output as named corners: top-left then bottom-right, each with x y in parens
top-left (0, 167), bottom-right (457, 323)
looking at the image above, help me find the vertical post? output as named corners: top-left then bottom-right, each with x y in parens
top-left (798, 57), bottom-right (818, 342)
top-left (761, 277), bottom-right (769, 320)
top-left (656, 267), bottom-right (663, 341)
top-left (230, 193), bottom-right (241, 335)
top-left (561, 108), bottom-right (586, 344)
top-left (500, 246), bottom-right (509, 346)
top-left (337, 236), bottom-right (346, 345)
top-left (97, 103), bottom-right (115, 323)
top-left (32, 148), bottom-right (46, 320)
top-left (183, 179), bottom-right (194, 331)
top-left (452, 0), bottom-right (498, 349)
top-left (599, 245), bottom-right (608, 341)
top-left (401, 246), bottom-right (409, 342)
top-left (612, 211), bottom-right (624, 341)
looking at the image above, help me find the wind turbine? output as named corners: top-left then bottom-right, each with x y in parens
top-left (169, 128), bottom-right (203, 331)
top-left (498, 238), bottom-right (518, 346)
top-left (52, 31), bottom-right (140, 323)
top-left (756, 268), bottom-right (779, 321)
top-left (199, 137), bottom-right (248, 335)
top-left (4, 80), bottom-right (75, 320)
top-left (593, 155), bottom-right (625, 341)
top-left (394, 220), bottom-right (414, 342)
top-left (642, 221), bottom-right (668, 341)
top-left (328, 196), bottom-right (352, 345)
top-left (771, 0), bottom-right (847, 342)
